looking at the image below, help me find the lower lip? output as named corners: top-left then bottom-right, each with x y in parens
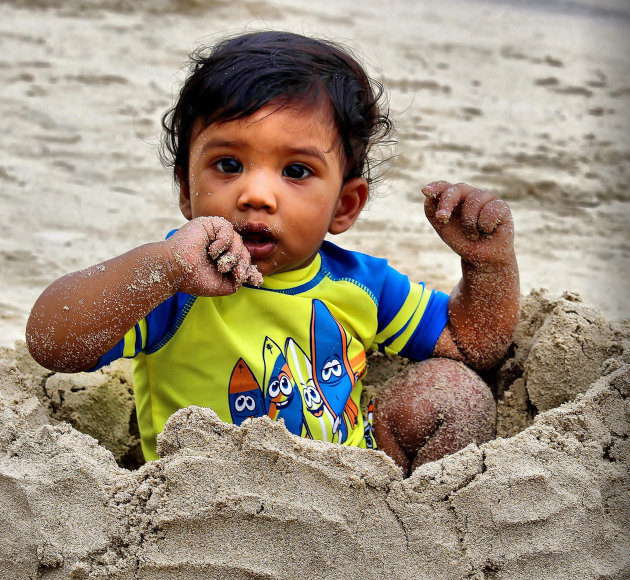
top-left (243, 240), bottom-right (276, 260)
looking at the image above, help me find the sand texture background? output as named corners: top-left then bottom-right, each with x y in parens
top-left (1, 0), bottom-right (629, 578)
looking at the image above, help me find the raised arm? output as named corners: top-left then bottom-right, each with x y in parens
top-left (423, 181), bottom-right (520, 370)
top-left (26, 216), bottom-right (262, 373)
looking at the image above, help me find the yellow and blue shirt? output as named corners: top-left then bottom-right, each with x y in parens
top-left (93, 241), bottom-right (449, 460)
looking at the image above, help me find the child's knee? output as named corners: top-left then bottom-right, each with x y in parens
top-left (375, 358), bottom-right (495, 421)
top-left (373, 358), bottom-right (496, 471)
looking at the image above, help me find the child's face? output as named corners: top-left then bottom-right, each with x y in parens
top-left (179, 104), bottom-right (368, 276)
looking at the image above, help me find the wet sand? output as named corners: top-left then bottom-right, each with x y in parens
top-left (1, 289), bottom-right (629, 578)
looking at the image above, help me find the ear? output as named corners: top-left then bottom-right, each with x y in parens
top-left (177, 168), bottom-right (193, 220)
top-left (328, 177), bottom-right (369, 235)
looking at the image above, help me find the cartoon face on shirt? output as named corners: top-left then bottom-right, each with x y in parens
top-left (262, 337), bottom-right (303, 435)
top-left (228, 358), bottom-right (265, 425)
top-left (310, 299), bottom-right (355, 421)
top-left (303, 384), bottom-right (324, 417)
top-left (285, 337), bottom-right (325, 419)
top-left (320, 358), bottom-right (344, 384)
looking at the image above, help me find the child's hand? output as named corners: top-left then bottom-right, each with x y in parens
top-left (422, 181), bottom-right (515, 268)
top-left (165, 216), bottom-right (263, 296)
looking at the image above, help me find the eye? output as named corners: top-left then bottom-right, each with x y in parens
top-left (245, 396), bottom-right (256, 411)
top-left (234, 395), bottom-right (248, 412)
top-left (268, 379), bottom-right (280, 398)
top-left (215, 158), bottom-right (242, 174)
top-left (282, 163), bottom-right (312, 180)
top-left (279, 374), bottom-right (293, 396)
top-left (304, 386), bottom-right (321, 407)
top-left (321, 360), bottom-right (342, 382)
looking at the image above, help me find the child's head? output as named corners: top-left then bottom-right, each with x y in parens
top-left (160, 31), bottom-right (393, 276)
top-left (161, 30), bottom-right (392, 191)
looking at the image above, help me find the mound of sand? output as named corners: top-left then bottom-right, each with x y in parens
top-left (1, 289), bottom-right (628, 579)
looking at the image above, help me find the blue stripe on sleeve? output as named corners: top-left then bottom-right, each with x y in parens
top-left (88, 291), bottom-right (192, 371)
top-left (134, 322), bottom-right (144, 352)
top-left (376, 292), bottom-right (421, 351)
top-left (89, 340), bottom-right (125, 370)
top-left (375, 269), bottom-right (411, 334)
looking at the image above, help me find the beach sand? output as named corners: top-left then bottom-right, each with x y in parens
top-left (1, 0), bottom-right (629, 577)
top-left (1, 290), bottom-right (629, 578)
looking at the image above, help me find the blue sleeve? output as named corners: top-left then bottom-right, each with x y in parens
top-left (89, 291), bottom-right (194, 371)
top-left (319, 241), bottom-right (449, 361)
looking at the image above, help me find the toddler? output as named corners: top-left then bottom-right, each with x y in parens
top-left (26, 31), bottom-right (519, 476)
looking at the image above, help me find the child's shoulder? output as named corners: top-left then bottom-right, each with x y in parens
top-left (319, 241), bottom-right (410, 295)
top-left (320, 240), bottom-right (388, 274)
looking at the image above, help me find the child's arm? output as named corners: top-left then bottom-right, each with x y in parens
top-left (26, 216), bottom-right (262, 373)
top-left (423, 181), bottom-right (520, 370)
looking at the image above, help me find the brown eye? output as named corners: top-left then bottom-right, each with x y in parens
top-left (216, 158), bottom-right (242, 174)
top-left (283, 164), bottom-right (311, 179)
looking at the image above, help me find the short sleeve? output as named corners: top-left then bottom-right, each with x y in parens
top-left (317, 241), bottom-right (449, 362)
top-left (373, 276), bottom-right (449, 361)
top-left (88, 292), bottom-right (195, 371)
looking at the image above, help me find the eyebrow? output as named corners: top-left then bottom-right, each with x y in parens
top-left (285, 146), bottom-right (329, 166)
top-left (199, 139), bottom-right (239, 156)
top-left (199, 139), bottom-right (330, 167)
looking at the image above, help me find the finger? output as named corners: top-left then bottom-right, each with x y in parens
top-left (216, 234), bottom-right (246, 274)
top-left (228, 246), bottom-right (252, 286)
top-left (421, 180), bottom-right (452, 198)
top-left (435, 183), bottom-right (476, 224)
top-left (246, 265), bottom-right (264, 287)
top-left (460, 189), bottom-right (498, 240)
top-left (478, 199), bottom-right (512, 235)
top-left (204, 216), bottom-right (234, 260)
top-left (424, 193), bottom-right (439, 219)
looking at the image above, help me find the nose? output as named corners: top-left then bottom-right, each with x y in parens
top-left (236, 169), bottom-right (277, 213)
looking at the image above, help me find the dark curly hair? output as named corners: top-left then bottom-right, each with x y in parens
top-left (161, 31), bottom-right (392, 189)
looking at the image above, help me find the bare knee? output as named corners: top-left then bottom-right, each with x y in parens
top-left (373, 358), bottom-right (496, 476)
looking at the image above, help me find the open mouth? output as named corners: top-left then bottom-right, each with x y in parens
top-left (273, 398), bottom-right (290, 409)
top-left (237, 223), bottom-right (277, 260)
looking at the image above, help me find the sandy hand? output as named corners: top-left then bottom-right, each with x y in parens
top-left (422, 181), bottom-right (515, 268)
top-left (165, 216), bottom-right (263, 296)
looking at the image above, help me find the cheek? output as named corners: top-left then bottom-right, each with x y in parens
top-left (290, 218), bottom-right (332, 253)
top-left (187, 189), bottom-right (214, 216)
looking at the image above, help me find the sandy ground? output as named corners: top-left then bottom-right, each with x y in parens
top-left (1, 0), bottom-right (629, 578)
top-left (1, 0), bottom-right (629, 346)
top-left (1, 290), bottom-right (629, 578)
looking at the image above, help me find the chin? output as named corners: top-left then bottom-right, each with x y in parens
top-left (252, 261), bottom-right (278, 276)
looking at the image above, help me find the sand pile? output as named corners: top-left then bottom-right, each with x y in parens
top-left (1, 289), bottom-right (628, 579)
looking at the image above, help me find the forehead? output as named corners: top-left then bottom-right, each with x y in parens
top-left (190, 101), bottom-right (341, 153)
